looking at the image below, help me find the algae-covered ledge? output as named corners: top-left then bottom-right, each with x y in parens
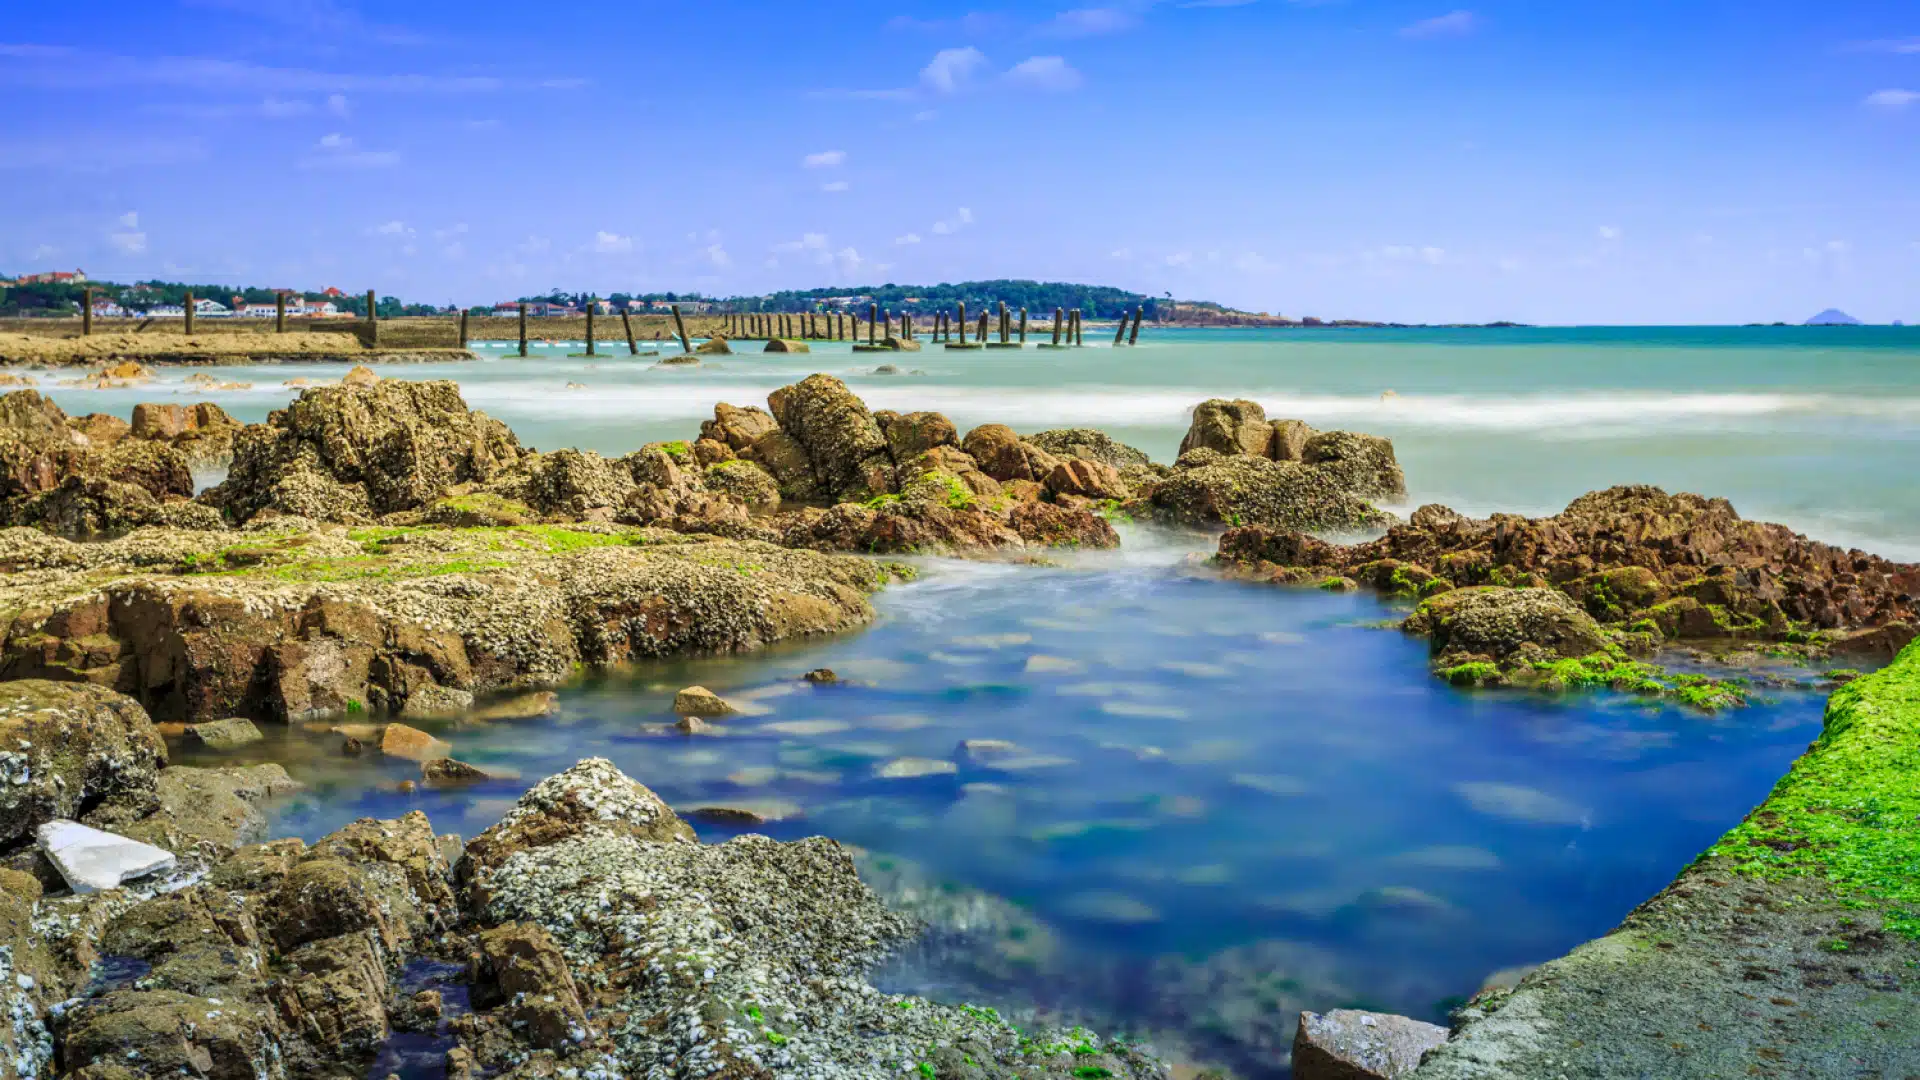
top-left (1410, 642), bottom-right (1920, 1079)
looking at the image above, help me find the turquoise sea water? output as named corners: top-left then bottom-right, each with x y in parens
top-left (36, 326), bottom-right (1914, 1075)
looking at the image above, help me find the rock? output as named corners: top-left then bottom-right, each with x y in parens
top-left (896, 445), bottom-right (1001, 497)
top-left (129, 402), bottom-right (241, 466)
top-left (673, 685), bottom-right (735, 716)
top-left (1, 391), bottom-right (200, 537)
top-left (470, 691), bottom-right (560, 722)
top-left (802, 668), bottom-right (839, 684)
top-left (380, 723), bottom-right (452, 762)
top-left (1152, 453), bottom-right (1390, 532)
top-left (1293, 1008), bottom-right (1448, 1079)
top-left (343, 364), bottom-right (380, 386)
top-left (699, 403), bottom-right (779, 451)
top-left (0, 681), bottom-right (167, 848)
top-left (1009, 500), bottom-right (1122, 547)
top-left (1270, 418), bottom-right (1318, 462)
top-left (400, 684), bottom-right (475, 718)
top-left (63, 990), bottom-right (278, 1080)
top-left (876, 756), bottom-right (958, 779)
top-left (695, 336), bottom-right (732, 355)
top-left (474, 923), bottom-right (588, 1049)
top-left (1045, 458), bottom-right (1130, 501)
top-left (1302, 430), bottom-right (1406, 501)
top-left (35, 819), bottom-right (178, 893)
top-left (273, 930), bottom-right (393, 1058)
top-left (766, 374), bottom-right (893, 500)
top-left (703, 459), bottom-right (781, 512)
top-left (881, 410), bottom-right (959, 462)
top-left (1027, 428), bottom-right (1152, 470)
top-left (960, 423), bottom-right (1063, 482)
top-left (420, 758), bottom-right (496, 785)
top-left (742, 429), bottom-right (823, 502)
top-left (183, 717), bottom-right (263, 750)
top-left (1180, 398), bottom-right (1275, 457)
top-left (458, 758), bottom-right (695, 908)
top-left (763, 338), bottom-right (809, 353)
top-left (691, 436), bottom-right (734, 466)
top-left (82, 764), bottom-right (300, 861)
top-left (205, 379), bottom-right (525, 524)
top-left (674, 715), bottom-right (712, 734)
top-left (1404, 587), bottom-right (1607, 664)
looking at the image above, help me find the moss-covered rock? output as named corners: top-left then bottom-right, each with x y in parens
top-left (1404, 586), bottom-right (1607, 664)
top-left (0, 680), bottom-right (166, 848)
top-left (1151, 454), bottom-right (1390, 532)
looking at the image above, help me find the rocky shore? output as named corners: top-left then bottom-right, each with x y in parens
top-left (0, 688), bottom-right (1167, 1080)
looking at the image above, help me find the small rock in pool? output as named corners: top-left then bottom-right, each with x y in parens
top-left (401, 685), bottom-right (476, 719)
top-left (421, 758), bottom-right (509, 786)
top-left (1292, 1008), bottom-right (1448, 1080)
top-left (381, 723), bottom-right (452, 762)
top-left (673, 685), bottom-right (736, 717)
top-left (185, 717), bottom-right (263, 750)
top-left (342, 735), bottom-right (364, 756)
top-left (802, 668), bottom-right (840, 684)
top-left (687, 800), bottom-right (803, 826)
top-left (875, 757), bottom-right (958, 779)
top-left (470, 691), bottom-right (559, 722)
top-left (675, 715), bottom-right (713, 734)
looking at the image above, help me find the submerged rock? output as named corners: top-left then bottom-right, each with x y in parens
top-left (673, 685), bottom-right (736, 716)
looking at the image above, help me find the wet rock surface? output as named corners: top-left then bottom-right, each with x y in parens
top-left (1293, 1009), bottom-right (1446, 1079)
top-left (1, 390), bottom-right (207, 537)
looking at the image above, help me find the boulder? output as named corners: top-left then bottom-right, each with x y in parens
top-left (703, 459), bottom-right (781, 511)
top-left (1180, 398), bottom-right (1274, 457)
top-left (1403, 587), bottom-right (1608, 663)
top-left (515, 448), bottom-right (635, 519)
top-left (763, 338), bottom-right (809, 353)
top-left (1293, 1008), bottom-right (1448, 1080)
top-left (1045, 458), bottom-right (1130, 501)
top-left (1270, 418), bottom-right (1318, 462)
top-left (82, 764), bottom-right (300, 862)
top-left (1303, 431), bottom-right (1406, 501)
top-left (381, 723), bottom-right (452, 762)
top-left (0, 681), bottom-right (167, 848)
top-left (766, 374), bottom-right (893, 500)
top-left (742, 429), bottom-right (824, 502)
top-left (881, 410), bottom-right (959, 462)
top-left (129, 403), bottom-right (241, 467)
top-left (1, 392), bottom-right (200, 536)
top-left (896, 445), bottom-right (1001, 497)
top-left (205, 380), bottom-right (525, 524)
top-left (673, 685), bottom-right (735, 716)
top-left (473, 923), bottom-right (588, 1049)
top-left (35, 820), bottom-right (178, 893)
top-left (1010, 501), bottom-right (1122, 547)
top-left (700, 403), bottom-right (778, 451)
top-left (62, 990), bottom-right (279, 1080)
top-left (695, 337), bottom-right (732, 355)
top-left (1027, 428), bottom-right (1152, 470)
top-left (960, 424), bottom-right (1063, 482)
top-left (1152, 454), bottom-right (1390, 532)
top-left (184, 717), bottom-right (263, 750)
top-left (342, 364), bottom-right (379, 387)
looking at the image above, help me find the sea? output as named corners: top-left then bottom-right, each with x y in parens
top-left (32, 325), bottom-right (1920, 1076)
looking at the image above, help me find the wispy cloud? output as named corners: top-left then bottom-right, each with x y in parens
top-left (143, 97), bottom-right (316, 119)
top-left (802, 149), bottom-right (846, 168)
top-left (0, 43), bottom-right (577, 94)
top-left (0, 134), bottom-right (206, 171)
top-left (922, 47), bottom-right (989, 93)
top-left (1041, 7), bottom-right (1139, 37)
top-left (109, 211), bottom-right (147, 254)
top-left (930, 207), bottom-right (975, 235)
top-left (1004, 55), bottom-right (1083, 91)
top-left (1597, 225), bottom-right (1622, 241)
top-left (302, 132), bottom-right (399, 169)
top-left (181, 0), bottom-right (429, 46)
top-left (895, 233), bottom-right (922, 245)
top-left (592, 230), bottom-right (634, 254)
top-left (368, 220), bottom-right (413, 237)
top-left (775, 232), bottom-right (830, 253)
top-left (1847, 37), bottom-right (1920, 54)
top-left (1864, 88), bottom-right (1919, 108)
top-left (1401, 10), bottom-right (1476, 38)
top-left (706, 243), bottom-right (731, 268)
top-left (822, 180), bottom-right (851, 192)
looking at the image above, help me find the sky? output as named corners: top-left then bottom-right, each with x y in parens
top-left (1, 0), bottom-right (1916, 324)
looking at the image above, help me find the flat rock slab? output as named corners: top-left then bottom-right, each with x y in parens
top-left (185, 716), bottom-right (264, 749)
top-left (36, 819), bottom-right (178, 893)
top-left (1295, 1009), bottom-right (1447, 1080)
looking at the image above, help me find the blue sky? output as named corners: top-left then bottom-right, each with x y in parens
top-left (2, 0), bottom-right (1916, 324)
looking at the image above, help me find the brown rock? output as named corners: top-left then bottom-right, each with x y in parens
top-left (1269, 418), bottom-right (1318, 462)
top-left (1044, 458), bottom-right (1130, 501)
top-left (960, 424), bottom-right (1063, 483)
top-left (342, 364), bottom-right (379, 387)
top-left (380, 723), bottom-right (452, 762)
top-left (673, 685), bottom-right (735, 716)
top-left (700, 403), bottom-right (779, 451)
top-left (1180, 399), bottom-right (1273, 457)
top-left (475, 923), bottom-right (589, 1049)
top-left (882, 410), bottom-right (959, 462)
top-left (0, 681), bottom-right (166, 848)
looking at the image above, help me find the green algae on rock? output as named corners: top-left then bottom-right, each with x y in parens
top-left (1410, 641), bottom-right (1920, 1079)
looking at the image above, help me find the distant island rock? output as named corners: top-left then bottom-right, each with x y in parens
top-left (1804, 308), bottom-right (1862, 326)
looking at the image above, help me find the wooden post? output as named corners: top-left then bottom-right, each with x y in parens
top-left (977, 310), bottom-right (988, 343)
top-left (1113, 308), bottom-right (1129, 346)
top-left (1074, 309), bottom-right (1083, 346)
top-left (868, 303), bottom-right (878, 345)
top-left (275, 292), bottom-right (287, 333)
top-left (518, 303), bottom-right (529, 357)
top-left (185, 291), bottom-right (196, 335)
top-left (956, 302), bottom-right (966, 344)
top-left (670, 304), bottom-right (692, 353)
top-left (999, 301), bottom-right (1009, 343)
top-left (458, 308), bottom-right (470, 348)
top-left (1129, 306), bottom-right (1144, 345)
top-left (366, 289), bottom-right (378, 346)
top-left (904, 312), bottom-right (913, 341)
top-left (621, 309), bottom-right (638, 355)
top-left (81, 288), bottom-right (93, 336)
top-left (585, 297), bottom-right (597, 356)
top-left (1051, 307), bottom-right (1063, 346)
top-left (1020, 308), bottom-right (1028, 343)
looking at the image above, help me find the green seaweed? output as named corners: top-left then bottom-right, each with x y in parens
top-left (1708, 645), bottom-right (1920, 937)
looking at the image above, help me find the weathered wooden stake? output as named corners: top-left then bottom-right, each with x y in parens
top-left (1129, 306), bottom-right (1144, 345)
top-left (185, 291), bottom-right (196, 335)
top-left (458, 309), bottom-right (470, 348)
top-left (366, 289), bottom-right (378, 346)
top-left (868, 303), bottom-right (878, 345)
top-left (1019, 308), bottom-right (1028, 343)
top-left (999, 301), bottom-right (1009, 343)
top-left (585, 297), bottom-right (597, 356)
top-left (275, 292), bottom-right (287, 333)
top-left (671, 304), bottom-right (692, 354)
top-left (957, 302), bottom-right (967, 344)
top-left (81, 287), bottom-right (93, 335)
top-left (1113, 308), bottom-right (1129, 346)
top-left (519, 303), bottom-right (529, 356)
top-left (977, 311), bottom-right (988, 342)
top-left (1051, 307), bottom-right (1063, 346)
top-left (621, 309), bottom-right (638, 355)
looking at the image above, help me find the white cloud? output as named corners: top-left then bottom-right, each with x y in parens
top-left (822, 180), bottom-right (850, 192)
top-left (1165, 251), bottom-right (1193, 267)
top-left (1110, 247), bottom-right (1133, 260)
top-left (1854, 38), bottom-right (1920, 54)
top-left (441, 242), bottom-right (466, 260)
top-left (1005, 56), bottom-right (1083, 92)
top-left (118, 211), bottom-right (139, 228)
top-left (109, 229), bottom-right (147, 254)
top-left (707, 243), bottom-right (731, 267)
top-left (1042, 7), bottom-right (1138, 37)
top-left (326, 92), bottom-right (349, 116)
top-left (893, 233), bottom-right (921, 246)
top-left (592, 230), bottom-right (634, 254)
top-left (775, 232), bottom-right (830, 253)
top-left (929, 207), bottom-right (974, 235)
top-left (318, 132), bottom-right (352, 149)
top-left (1401, 10), bottom-right (1476, 38)
top-left (518, 234), bottom-right (551, 254)
top-left (433, 223), bottom-right (468, 240)
top-left (1864, 89), bottom-right (1919, 108)
top-left (912, 109), bottom-right (938, 123)
top-left (886, 12), bottom-right (1010, 36)
top-left (305, 131), bottom-right (397, 168)
top-left (370, 220), bottom-right (412, 236)
top-left (802, 149), bottom-right (846, 167)
top-left (28, 243), bottom-right (57, 260)
top-left (1597, 225), bottom-right (1622, 241)
top-left (921, 47), bottom-right (989, 94)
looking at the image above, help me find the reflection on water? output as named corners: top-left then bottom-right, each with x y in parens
top-left (175, 530), bottom-right (1829, 1077)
